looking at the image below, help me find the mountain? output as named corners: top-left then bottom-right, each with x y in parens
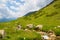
top-left (0, 0), bottom-right (60, 40)
top-left (0, 18), bottom-right (16, 22)
top-left (24, 11), bottom-right (37, 16)
top-left (15, 0), bottom-right (60, 26)
top-left (0, 0), bottom-right (53, 22)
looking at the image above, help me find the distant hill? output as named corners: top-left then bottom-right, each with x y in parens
top-left (24, 11), bottom-right (37, 16)
top-left (0, 18), bottom-right (16, 22)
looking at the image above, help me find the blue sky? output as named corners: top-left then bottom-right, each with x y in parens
top-left (0, 0), bottom-right (53, 21)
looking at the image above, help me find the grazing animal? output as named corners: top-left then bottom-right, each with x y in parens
top-left (57, 26), bottom-right (60, 28)
top-left (26, 24), bottom-right (34, 29)
top-left (35, 25), bottom-right (43, 31)
top-left (38, 31), bottom-right (46, 35)
top-left (42, 34), bottom-right (50, 40)
top-left (0, 30), bottom-right (5, 39)
top-left (16, 24), bottom-right (22, 30)
top-left (38, 31), bottom-right (50, 40)
top-left (24, 29), bottom-right (28, 31)
top-left (48, 30), bottom-right (56, 40)
top-left (48, 33), bottom-right (56, 40)
top-left (56, 36), bottom-right (60, 40)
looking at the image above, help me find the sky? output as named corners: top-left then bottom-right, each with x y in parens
top-left (0, 0), bottom-right (53, 21)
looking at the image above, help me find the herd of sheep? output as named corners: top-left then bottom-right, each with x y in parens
top-left (0, 24), bottom-right (60, 40)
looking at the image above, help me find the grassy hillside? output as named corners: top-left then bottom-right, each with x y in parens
top-left (0, 0), bottom-right (60, 40)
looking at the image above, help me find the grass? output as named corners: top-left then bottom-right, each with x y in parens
top-left (0, 0), bottom-right (60, 40)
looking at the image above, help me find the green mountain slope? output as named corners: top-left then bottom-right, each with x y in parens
top-left (7, 0), bottom-right (60, 27)
top-left (0, 0), bottom-right (60, 40)
top-left (14, 0), bottom-right (60, 26)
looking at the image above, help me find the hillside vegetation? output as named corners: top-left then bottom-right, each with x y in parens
top-left (0, 0), bottom-right (60, 40)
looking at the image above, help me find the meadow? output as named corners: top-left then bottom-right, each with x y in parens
top-left (0, 0), bottom-right (60, 40)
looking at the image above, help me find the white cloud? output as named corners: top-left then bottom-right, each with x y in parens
top-left (10, 6), bottom-right (16, 9)
top-left (0, 0), bottom-right (53, 21)
top-left (0, 13), bottom-right (3, 19)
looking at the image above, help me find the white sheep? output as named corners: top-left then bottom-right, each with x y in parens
top-left (38, 32), bottom-right (50, 40)
top-left (0, 30), bottom-right (5, 38)
top-left (16, 25), bottom-right (22, 30)
top-left (57, 26), bottom-right (60, 28)
top-left (36, 25), bottom-right (43, 30)
top-left (24, 29), bottom-right (28, 31)
top-left (26, 24), bottom-right (34, 29)
top-left (48, 30), bottom-right (56, 40)
top-left (49, 33), bottom-right (56, 40)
